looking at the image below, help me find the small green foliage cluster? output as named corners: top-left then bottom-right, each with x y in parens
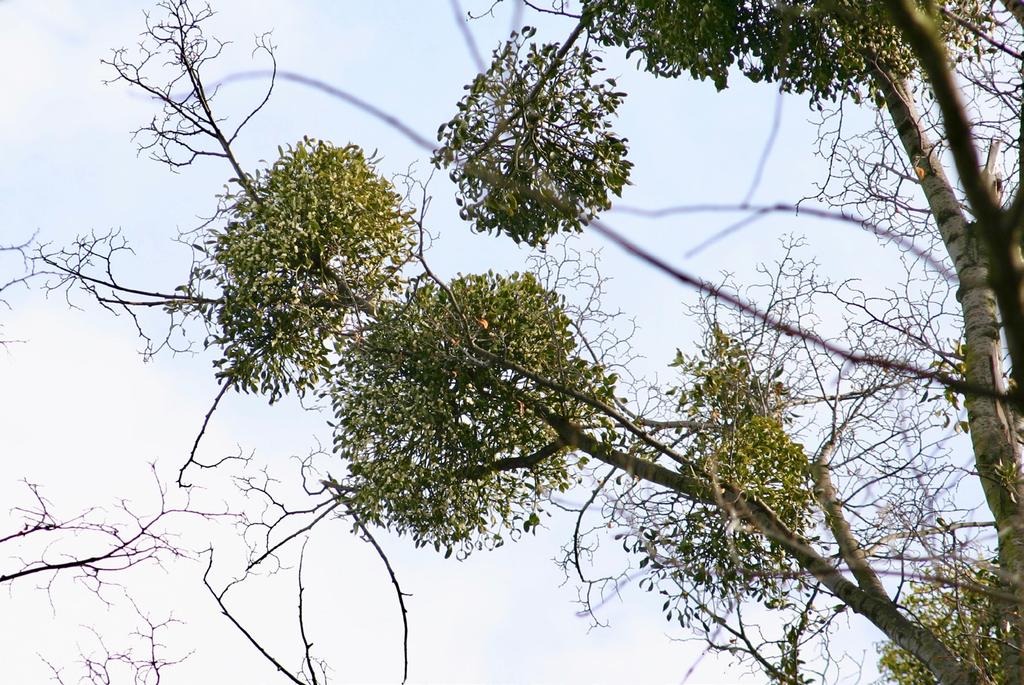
top-left (924, 338), bottom-right (970, 432)
top-left (189, 139), bottom-right (413, 401)
top-left (877, 566), bottom-right (1006, 685)
top-left (583, 0), bottom-right (987, 103)
top-left (332, 272), bottom-right (612, 554)
top-left (434, 27), bottom-right (631, 247)
top-left (633, 327), bottom-right (810, 617)
top-left (675, 327), bottom-right (810, 531)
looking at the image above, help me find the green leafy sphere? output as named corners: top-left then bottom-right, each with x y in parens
top-left (630, 327), bottom-right (812, 619)
top-left (674, 327), bottom-right (810, 533)
top-left (332, 272), bottom-right (615, 554)
top-left (435, 27), bottom-right (632, 247)
top-left (191, 138), bottom-right (414, 402)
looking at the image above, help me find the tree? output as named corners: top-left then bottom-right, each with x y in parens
top-left (26, 0), bottom-right (1024, 683)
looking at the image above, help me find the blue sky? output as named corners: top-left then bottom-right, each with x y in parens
top-left (0, 2), bottom-right (894, 682)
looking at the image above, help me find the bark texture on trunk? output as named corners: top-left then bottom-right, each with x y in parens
top-left (874, 66), bottom-right (1024, 685)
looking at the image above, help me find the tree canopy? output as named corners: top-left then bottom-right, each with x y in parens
top-left (12, 1), bottom-right (1024, 683)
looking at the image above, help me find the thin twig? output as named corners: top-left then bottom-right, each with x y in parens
top-left (202, 551), bottom-right (306, 685)
top-left (178, 380), bottom-right (234, 487)
top-left (213, 70), bottom-right (436, 150)
top-left (349, 511), bottom-right (410, 684)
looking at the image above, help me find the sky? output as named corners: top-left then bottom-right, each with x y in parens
top-left (0, 1), bottom-right (896, 683)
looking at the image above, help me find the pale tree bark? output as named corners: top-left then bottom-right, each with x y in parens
top-left (810, 437), bottom-right (888, 599)
top-left (871, 68), bottom-right (1024, 547)
top-left (871, 6), bottom-right (1024, 678)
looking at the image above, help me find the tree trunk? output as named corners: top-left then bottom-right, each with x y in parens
top-left (874, 67), bottom-right (1024, 685)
